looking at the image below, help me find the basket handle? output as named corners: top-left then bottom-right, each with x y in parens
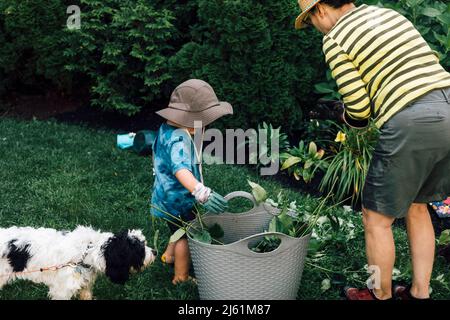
top-left (221, 232), bottom-right (310, 258)
top-left (224, 191), bottom-right (257, 208)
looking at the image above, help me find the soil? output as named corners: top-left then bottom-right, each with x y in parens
top-left (0, 91), bottom-right (83, 121)
top-left (1, 91), bottom-right (167, 133)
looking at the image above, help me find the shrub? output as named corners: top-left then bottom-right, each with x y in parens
top-left (62, 0), bottom-right (175, 115)
top-left (169, 0), bottom-right (327, 133)
top-left (0, 0), bottom-right (71, 96)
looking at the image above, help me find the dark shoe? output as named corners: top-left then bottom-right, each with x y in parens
top-left (344, 286), bottom-right (393, 300)
top-left (393, 284), bottom-right (431, 300)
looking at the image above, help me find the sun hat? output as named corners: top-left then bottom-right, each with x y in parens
top-left (156, 79), bottom-right (233, 128)
top-left (295, 0), bottom-right (322, 29)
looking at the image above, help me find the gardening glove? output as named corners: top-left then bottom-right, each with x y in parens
top-left (192, 183), bottom-right (228, 214)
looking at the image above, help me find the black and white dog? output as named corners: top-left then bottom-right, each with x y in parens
top-left (0, 226), bottom-right (157, 300)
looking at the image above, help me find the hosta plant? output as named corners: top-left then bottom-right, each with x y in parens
top-left (281, 141), bottom-right (329, 183)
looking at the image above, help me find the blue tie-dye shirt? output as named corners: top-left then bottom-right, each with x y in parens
top-left (150, 123), bottom-right (201, 221)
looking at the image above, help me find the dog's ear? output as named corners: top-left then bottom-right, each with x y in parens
top-left (102, 231), bottom-right (145, 285)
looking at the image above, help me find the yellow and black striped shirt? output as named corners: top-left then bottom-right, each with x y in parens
top-left (323, 4), bottom-right (450, 128)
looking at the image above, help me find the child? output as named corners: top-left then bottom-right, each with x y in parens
top-left (150, 79), bottom-right (233, 284)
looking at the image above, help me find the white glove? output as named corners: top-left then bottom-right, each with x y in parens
top-left (192, 183), bottom-right (211, 204)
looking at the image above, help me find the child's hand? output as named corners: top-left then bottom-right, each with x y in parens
top-left (202, 191), bottom-right (228, 214)
top-left (192, 183), bottom-right (228, 214)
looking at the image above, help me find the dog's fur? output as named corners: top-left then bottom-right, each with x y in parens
top-left (0, 226), bottom-right (156, 300)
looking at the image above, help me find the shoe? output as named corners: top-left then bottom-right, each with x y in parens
top-left (344, 286), bottom-right (393, 300)
top-left (393, 284), bottom-right (431, 300)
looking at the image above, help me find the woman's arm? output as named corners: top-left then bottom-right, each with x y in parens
top-left (323, 35), bottom-right (372, 127)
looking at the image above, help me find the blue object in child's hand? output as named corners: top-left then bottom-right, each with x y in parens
top-left (117, 133), bottom-right (136, 149)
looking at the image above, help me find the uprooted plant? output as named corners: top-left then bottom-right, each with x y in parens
top-left (150, 204), bottom-right (225, 245)
top-left (248, 180), bottom-right (346, 253)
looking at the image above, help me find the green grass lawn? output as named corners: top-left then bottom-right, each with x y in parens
top-left (0, 117), bottom-right (449, 300)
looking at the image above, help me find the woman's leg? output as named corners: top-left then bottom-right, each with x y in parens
top-left (362, 207), bottom-right (396, 299)
top-left (405, 203), bottom-right (435, 299)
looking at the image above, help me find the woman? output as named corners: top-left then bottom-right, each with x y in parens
top-left (295, 0), bottom-right (450, 300)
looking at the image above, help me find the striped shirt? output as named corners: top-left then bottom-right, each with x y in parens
top-left (323, 4), bottom-right (450, 128)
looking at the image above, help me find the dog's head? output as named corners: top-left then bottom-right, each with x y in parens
top-left (101, 229), bottom-right (156, 285)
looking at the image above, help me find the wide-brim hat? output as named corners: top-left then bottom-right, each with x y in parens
top-left (156, 79), bottom-right (233, 128)
top-left (295, 0), bottom-right (321, 29)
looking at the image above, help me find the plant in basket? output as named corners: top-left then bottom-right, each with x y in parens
top-left (247, 181), bottom-right (343, 253)
top-left (151, 179), bottom-right (341, 251)
top-left (150, 203), bottom-right (225, 246)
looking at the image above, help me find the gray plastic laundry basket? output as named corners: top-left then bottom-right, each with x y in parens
top-left (187, 191), bottom-right (311, 300)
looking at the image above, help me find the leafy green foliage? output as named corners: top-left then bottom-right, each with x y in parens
top-left (314, 70), bottom-right (342, 101)
top-left (438, 230), bottom-right (450, 246)
top-left (248, 180), bottom-right (268, 204)
top-left (319, 122), bottom-right (380, 204)
top-left (298, 119), bottom-right (340, 150)
top-left (169, 0), bottom-right (326, 132)
top-left (0, 0), bottom-right (71, 96)
top-left (281, 141), bottom-right (329, 183)
top-left (62, 0), bottom-right (175, 115)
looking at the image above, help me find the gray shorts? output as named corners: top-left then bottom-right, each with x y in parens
top-left (362, 87), bottom-right (450, 218)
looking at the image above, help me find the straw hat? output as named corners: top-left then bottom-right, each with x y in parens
top-left (295, 0), bottom-right (322, 29)
top-left (156, 79), bottom-right (233, 128)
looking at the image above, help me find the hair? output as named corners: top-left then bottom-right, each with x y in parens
top-left (311, 0), bottom-right (355, 12)
top-left (102, 231), bottom-right (146, 285)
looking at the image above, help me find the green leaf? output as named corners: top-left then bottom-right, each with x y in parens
top-left (192, 230), bottom-right (212, 244)
top-left (421, 7), bottom-right (443, 17)
top-left (438, 230), bottom-right (450, 246)
top-left (281, 156), bottom-right (302, 170)
top-left (269, 216), bottom-right (283, 233)
top-left (406, 0), bottom-right (425, 8)
top-left (247, 180), bottom-right (268, 203)
top-left (434, 31), bottom-right (447, 46)
top-left (321, 279), bottom-right (331, 292)
top-left (304, 159), bottom-right (313, 170)
top-left (208, 223), bottom-right (224, 239)
top-left (153, 229), bottom-right (160, 249)
top-left (437, 12), bottom-right (450, 25)
top-left (299, 140), bottom-right (305, 151)
top-left (314, 83), bottom-right (336, 94)
top-left (308, 142), bottom-right (318, 156)
top-left (278, 210), bottom-right (294, 232)
top-left (169, 228), bottom-right (186, 243)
